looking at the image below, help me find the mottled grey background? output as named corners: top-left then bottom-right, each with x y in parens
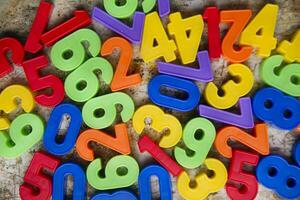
top-left (0, 0), bottom-right (299, 199)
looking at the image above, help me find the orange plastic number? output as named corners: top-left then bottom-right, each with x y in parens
top-left (221, 10), bottom-right (253, 63)
top-left (76, 123), bottom-right (131, 161)
top-left (215, 123), bottom-right (269, 158)
top-left (101, 37), bottom-right (141, 91)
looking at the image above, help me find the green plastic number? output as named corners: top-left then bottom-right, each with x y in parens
top-left (86, 155), bottom-right (139, 190)
top-left (103, 0), bottom-right (138, 19)
top-left (0, 113), bottom-right (44, 159)
top-left (82, 92), bottom-right (135, 129)
top-left (64, 57), bottom-right (113, 102)
top-left (50, 29), bottom-right (101, 72)
top-left (142, 0), bottom-right (156, 13)
top-left (261, 55), bottom-right (300, 96)
top-left (174, 117), bottom-right (216, 169)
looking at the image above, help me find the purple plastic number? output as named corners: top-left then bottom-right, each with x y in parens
top-left (199, 97), bottom-right (254, 129)
top-left (92, 7), bottom-right (145, 44)
top-left (158, 51), bottom-right (213, 82)
top-left (157, 0), bottom-right (170, 17)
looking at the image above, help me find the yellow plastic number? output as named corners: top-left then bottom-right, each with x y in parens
top-left (141, 12), bottom-right (177, 63)
top-left (0, 85), bottom-right (35, 130)
top-left (167, 12), bottom-right (204, 64)
top-left (177, 158), bottom-right (228, 200)
top-left (240, 4), bottom-right (278, 57)
top-left (132, 104), bottom-right (182, 148)
top-left (277, 29), bottom-right (300, 63)
top-left (204, 64), bottom-right (254, 109)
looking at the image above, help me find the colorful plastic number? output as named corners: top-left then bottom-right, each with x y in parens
top-left (226, 150), bottom-right (259, 200)
top-left (221, 10), bottom-right (253, 63)
top-left (53, 163), bottom-right (86, 200)
top-left (158, 51), bottom-right (213, 82)
top-left (141, 12), bottom-right (176, 62)
top-left (92, 7), bottom-right (145, 44)
top-left (252, 87), bottom-right (300, 130)
top-left (87, 155), bottom-right (139, 190)
top-left (64, 57), bottom-right (113, 102)
top-left (22, 55), bottom-right (65, 107)
top-left (174, 117), bottom-right (216, 169)
top-left (142, 0), bottom-right (170, 17)
top-left (199, 97), bottom-right (254, 129)
top-left (277, 29), bottom-right (300, 63)
top-left (132, 104), bottom-right (182, 148)
top-left (0, 85), bottom-right (34, 130)
top-left (204, 63), bottom-right (254, 109)
top-left (0, 37), bottom-right (24, 77)
top-left (215, 124), bottom-right (269, 158)
top-left (256, 155), bottom-right (300, 199)
top-left (0, 113), bottom-right (44, 158)
top-left (177, 158), bottom-right (228, 200)
top-left (19, 152), bottom-right (60, 200)
top-left (76, 124), bottom-right (131, 161)
top-left (103, 0), bottom-right (138, 19)
top-left (203, 7), bottom-right (221, 59)
top-left (138, 135), bottom-right (183, 177)
top-left (24, 1), bottom-right (53, 53)
top-left (260, 55), bottom-right (300, 96)
top-left (41, 10), bottom-right (91, 47)
top-left (101, 37), bottom-right (141, 91)
top-left (91, 191), bottom-right (137, 200)
top-left (138, 165), bottom-right (172, 200)
top-left (168, 12), bottom-right (203, 64)
top-left (43, 104), bottom-right (82, 156)
top-left (50, 29), bottom-right (101, 72)
top-left (82, 92), bottom-right (134, 129)
top-left (240, 4), bottom-right (278, 57)
top-left (148, 74), bottom-right (201, 112)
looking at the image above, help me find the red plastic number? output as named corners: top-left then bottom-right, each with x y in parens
top-left (226, 150), bottom-right (259, 200)
top-left (101, 37), bottom-right (142, 91)
top-left (0, 37), bottom-right (24, 77)
top-left (22, 55), bottom-right (65, 107)
top-left (19, 151), bottom-right (60, 200)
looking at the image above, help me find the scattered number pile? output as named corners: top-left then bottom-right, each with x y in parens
top-left (0, 1), bottom-right (299, 200)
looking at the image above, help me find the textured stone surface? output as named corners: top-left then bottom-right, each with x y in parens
top-left (0, 0), bottom-right (299, 199)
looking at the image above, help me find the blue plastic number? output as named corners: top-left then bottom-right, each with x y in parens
top-left (53, 163), bottom-right (86, 200)
top-left (252, 87), bottom-right (300, 130)
top-left (256, 155), bottom-right (300, 199)
top-left (138, 165), bottom-right (172, 200)
top-left (43, 104), bottom-right (82, 156)
top-left (294, 141), bottom-right (300, 166)
top-left (91, 191), bottom-right (137, 200)
top-left (148, 74), bottom-right (201, 112)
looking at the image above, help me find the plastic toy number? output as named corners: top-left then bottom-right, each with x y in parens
top-left (260, 55), bottom-right (300, 96)
top-left (101, 37), bottom-right (141, 91)
top-left (142, 0), bottom-right (170, 17)
top-left (277, 29), bottom-right (300, 63)
top-left (252, 87), bottom-right (300, 130)
top-left (174, 117), bottom-right (216, 169)
top-left (132, 104), bottom-right (182, 148)
top-left (148, 74), bottom-right (201, 112)
top-left (19, 152), bottom-right (60, 200)
top-left (177, 158), bottom-right (228, 200)
top-left (204, 63), bottom-right (254, 109)
top-left (50, 29), bottom-right (101, 72)
top-left (91, 191), bottom-right (137, 200)
top-left (215, 124), bottom-right (269, 158)
top-left (103, 0), bottom-right (138, 19)
top-left (0, 85), bottom-right (35, 130)
top-left (0, 37), bottom-right (24, 78)
top-left (76, 124), bottom-right (131, 161)
top-left (138, 165), bottom-right (172, 200)
top-left (256, 155), bottom-right (300, 199)
top-left (52, 163), bottom-right (86, 200)
top-left (0, 113), bottom-right (44, 158)
top-left (226, 150), bottom-right (259, 200)
top-left (86, 155), bottom-right (139, 190)
top-left (43, 104), bottom-right (82, 156)
top-left (82, 92), bottom-right (134, 129)
top-left (240, 4), bottom-right (278, 57)
top-left (221, 10), bottom-right (253, 63)
top-left (64, 57), bottom-right (113, 102)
